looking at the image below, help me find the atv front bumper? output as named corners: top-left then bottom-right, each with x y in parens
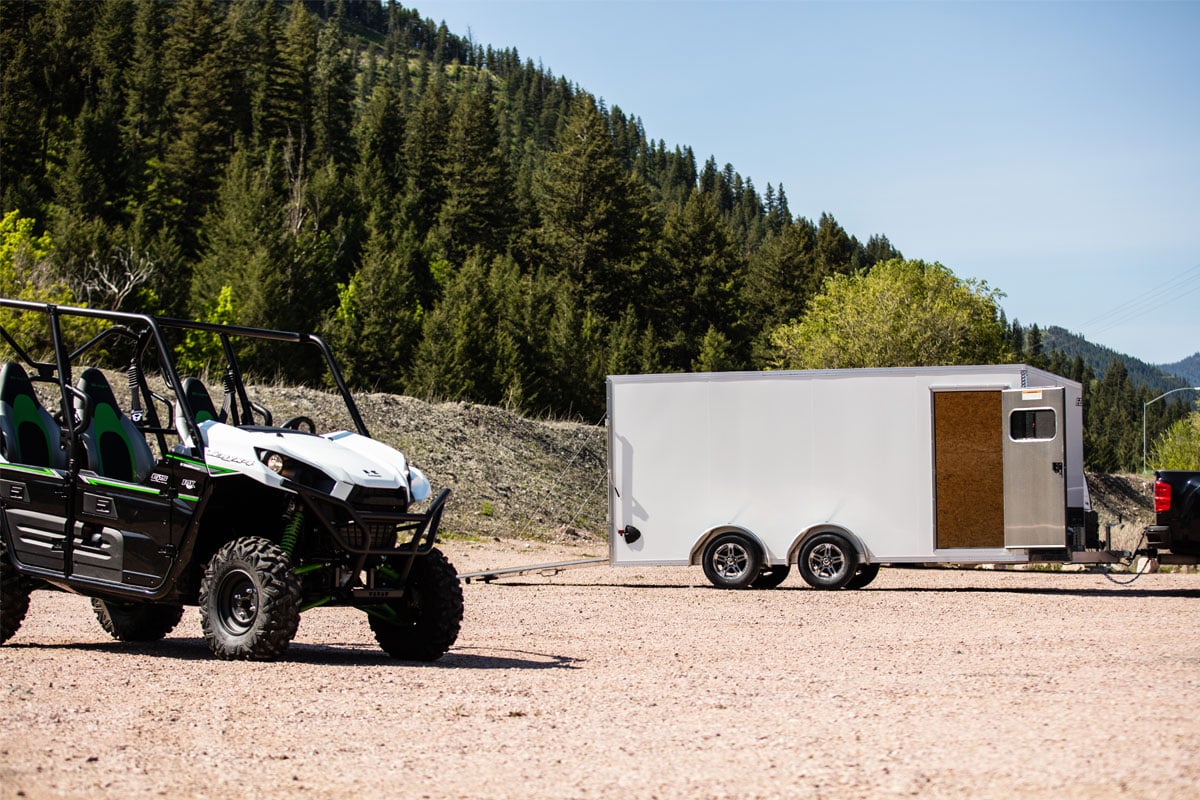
top-left (298, 486), bottom-right (452, 557)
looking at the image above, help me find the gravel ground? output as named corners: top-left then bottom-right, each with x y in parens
top-left (3, 539), bottom-right (1199, 800)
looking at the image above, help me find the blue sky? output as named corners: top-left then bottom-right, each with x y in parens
top-left (415, 0), bottom-right (1199, 365)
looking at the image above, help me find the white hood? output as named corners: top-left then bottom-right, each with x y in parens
top-left (200, 423), bottom-right (429, 501)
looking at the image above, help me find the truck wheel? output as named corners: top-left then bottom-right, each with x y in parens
top-left (845, 563), bottom-right (881, 590)
top-left (750, 564), bottom-right (791, 589)
top-left (798, 532), bottom-right (858, 590)
top-left (368, 549), bottom-right (463, 662)
top-left (701, 533), bottom-right (762, 589)
top-left (199, 537), bottom-right (300, 660)
top-left (91, 598), bottom-right (185, 642)
top-left (1, 547), bottom-right (30, 644)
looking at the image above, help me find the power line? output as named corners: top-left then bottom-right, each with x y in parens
top-left (1080, 262), bottom-right (1200, 339)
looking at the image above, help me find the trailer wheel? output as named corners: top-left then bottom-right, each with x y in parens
top-left (797, 532), bottom-right (858, 589)
top-left (845, 563), bottom-right (881, 590)
top-left (750, 564), bottom-right (790, 589)
top-left (702, 533), bottom-right (762, 589)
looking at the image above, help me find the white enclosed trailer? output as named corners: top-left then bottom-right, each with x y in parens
top-left (606, 365), bottom-right (1100, 589)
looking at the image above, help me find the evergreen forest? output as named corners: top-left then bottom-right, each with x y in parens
top-left (0, 0), bottom-right (1192, 471)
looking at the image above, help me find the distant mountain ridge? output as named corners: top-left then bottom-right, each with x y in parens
top-left (1041, 326), bottom-right (1193, 392)
top-left (1158, 353), bottom-right (1200, 386)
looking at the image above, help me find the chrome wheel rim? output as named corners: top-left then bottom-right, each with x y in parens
top-left (807, 543), bottom-right (847, 580)
top-left (712, 542), bottom-right (750, 580)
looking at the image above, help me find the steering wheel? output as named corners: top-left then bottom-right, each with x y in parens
top-left (281, 416), bottom-right (316, 433)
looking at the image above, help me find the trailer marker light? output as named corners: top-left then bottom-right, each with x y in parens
top-left (620, 525), bottom-right (642, 544)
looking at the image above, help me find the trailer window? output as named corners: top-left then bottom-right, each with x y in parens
top-left (1009, 408), bottom-right (1056, 441)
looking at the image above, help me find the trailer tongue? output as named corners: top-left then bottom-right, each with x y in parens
top-left (458, 557), bottom-right (607, 584)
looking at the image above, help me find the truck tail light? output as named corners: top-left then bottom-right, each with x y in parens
top-left (1154, 480), bottom-right (1172, 513)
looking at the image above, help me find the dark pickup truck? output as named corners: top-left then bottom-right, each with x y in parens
top-left (1145, 471), bottom-right (1200, 557)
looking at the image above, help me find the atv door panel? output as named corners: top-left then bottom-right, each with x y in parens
top-left (1, 464), bottom-right (71, 573)
top-left (73, 462), bottom-right (192, 589)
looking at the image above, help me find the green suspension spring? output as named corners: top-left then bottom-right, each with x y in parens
top-left (280, 508), bottom-right (305, 556)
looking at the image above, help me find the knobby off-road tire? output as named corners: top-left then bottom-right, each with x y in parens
top-left (91, 598), bottom-right (185, 642)
top-left (369, 549), bottom-right (463, 662)
top-left (199, 537), bottom-right (300, 661)
top-left (1, 544), bottom-right (31, 644)
top-left (701, 533), bottom-right (763, 589)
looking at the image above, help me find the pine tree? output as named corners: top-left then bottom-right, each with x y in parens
top-left (431, 76), bottom-right (512, 265)
top-left (533, 93), bottom-right (648, 317)
top-left (408, 251), bottom-right (500, 402)
top-left (278, 0), bottom-right (318, 139)
top-left (120, 0), bottom-right (171, 218)
top-left (815, 212), bottom-right (854, 278)
top-left (311, 12), bottom-right (355, 166)
top-left (653, 189), bottom-right (745, 370)
top-left (328, 223), bottom-right (426, 392)
top-left (159, 0), bottom-right (236, 255)
top-left (741, 216), bottom-right (819, 365)
top-left (354, 66), bottom-right (407, 216)
top-left (399, 67), bottom-right (451, 249)
top-left (1025, 323), bottom-right (1045, 367)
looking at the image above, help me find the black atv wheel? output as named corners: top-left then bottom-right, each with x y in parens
top-left (1, 544), bottom-right (31, 645)
top-left (91, 598), bottom-right (185, 642)
top-left (368, 549), bottom-right (463, 662)
top-left (199, 537), bottom-right (300, 660)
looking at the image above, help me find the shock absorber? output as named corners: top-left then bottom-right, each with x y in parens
top-left (280, 507), bottom-right (305, 556)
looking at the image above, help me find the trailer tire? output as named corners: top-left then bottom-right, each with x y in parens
top-left (797, 532), bottom-right (858, 589)
top-left (845, 563), bottom-right (881, 590)
top-left (702, 533), bottom-right (762, 589)
top-left (750, 564), bottom-right (791, 589)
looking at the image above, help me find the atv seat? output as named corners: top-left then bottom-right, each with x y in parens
top-left (174, 377), bottom-right (225, 451)
top-left (0, 361), bottom-right (66, 468)
top-left (181, 377), bottom-right (224, 424)
top-left (76, 368), bottom-right (155, 483)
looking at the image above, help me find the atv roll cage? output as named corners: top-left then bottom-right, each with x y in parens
top-left (1, 298), bottom-right (447, 583)
top-left (1, 297), bottom-right (370, 445)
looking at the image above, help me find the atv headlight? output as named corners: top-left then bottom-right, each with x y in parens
top-left (255, 449), bottom-right (335, 494)
top-left (256, 450), bottom-right (291, 474)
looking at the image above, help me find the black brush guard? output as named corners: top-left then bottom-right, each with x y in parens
top-left (298, 485), bottom-right (451, 557)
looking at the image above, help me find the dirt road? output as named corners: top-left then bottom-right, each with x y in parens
top-left (3, 540), bottom-right (1199, 800)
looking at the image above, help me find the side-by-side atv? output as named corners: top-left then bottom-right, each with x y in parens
top-left (0, 298), bottom-right (462, 661)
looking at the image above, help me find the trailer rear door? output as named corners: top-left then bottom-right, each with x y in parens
top-left (1002, 387), bottom-right (1067, 549)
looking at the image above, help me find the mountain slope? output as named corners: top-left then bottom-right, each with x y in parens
top-left (1041, 326), bottom-right (1187, 391)
top-left (1159, 353), bottom-right (1200, 385)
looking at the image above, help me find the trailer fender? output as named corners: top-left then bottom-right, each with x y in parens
top-left (688, 526), bottom-right (769, 567)
top-left (787, 525), bottom-right (870, 568)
